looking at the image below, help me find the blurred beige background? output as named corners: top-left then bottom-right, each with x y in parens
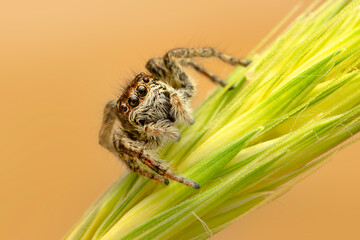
top-left (1, 0), bottom-right (359, 239)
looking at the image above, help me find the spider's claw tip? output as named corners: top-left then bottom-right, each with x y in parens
top-left (193, 181), bottom-right (200, 189)
top-left (228, 85), bottom-right (235, 91)
top-left (245, 59), bottom-right (252, 66)
top-left (164, 179), bottom-right (170, 185)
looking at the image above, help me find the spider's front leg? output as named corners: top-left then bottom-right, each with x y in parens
top-left (99, 100), bottom-right (118, 153)
top-left (113, 131), bottom-right (200, 189)
top-left (99, 101), bottom-right (170, 184)
top-left (122, 154), bottom-right (170, 185)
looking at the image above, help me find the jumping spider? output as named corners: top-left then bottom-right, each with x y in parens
top-left (99, 47), bottom-right (250, 188)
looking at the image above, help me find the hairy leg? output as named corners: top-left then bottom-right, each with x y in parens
top-left (166, 47), bottom-right (250, 66)
top-left (186, 60), bottom-right (227, 87)
top-left (162, 48), bottom-right (250, 97)
top-left (165, 47), bottom-right (250, 90)
top-left (113, 131), bottom-right (200, 188)
top-left (146, 48), bottom-right (250, 95)
top-left (123, 155), bottom-right (169, 185)
top-left (145, 57), bottom-right (167, 80)
top-left (99, 101), bottom-right (198, 188)
top-left (99, 100), bottom-right (117, 153)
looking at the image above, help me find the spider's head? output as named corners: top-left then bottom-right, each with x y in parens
top-left (117, 72), bottom-right (151, 119)
top-left (116, 72), bottom-right (171, 129)
top-left (117, 73), bottom-right (174, 128)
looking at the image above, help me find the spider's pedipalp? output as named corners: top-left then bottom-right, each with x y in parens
top-left (169, 92), bottom-right (194, 125)
top-left (140, 121), bottom-right (181, 142)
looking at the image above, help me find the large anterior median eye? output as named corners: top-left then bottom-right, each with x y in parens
top-left (136, 85), bottom-right (147, 97)
top-left (128, 96), bottom-right (139, 107)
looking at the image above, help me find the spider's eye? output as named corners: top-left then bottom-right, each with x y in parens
top-left (128, 96), bottom-right (139, 107)
top-left (121, 105), bottom-right (128, 112)
top-left (143, 77), bottom-right (149, 83)
top-left (136, 85), bottom-right (147, 97)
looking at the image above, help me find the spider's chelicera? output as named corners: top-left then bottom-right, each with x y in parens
top-left (99, 47), bottom-right (250, 188)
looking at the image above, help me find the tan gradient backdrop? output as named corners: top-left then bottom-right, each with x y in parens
top-left (1, 0), bottom-right (359, 239)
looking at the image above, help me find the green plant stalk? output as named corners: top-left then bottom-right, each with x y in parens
top-left (64, 0), bottom-right (360, 239)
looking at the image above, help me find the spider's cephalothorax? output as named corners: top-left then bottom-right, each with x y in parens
top-left (99, 47), bottom-right (250, 188)
top-left (116, 73), bottom-right (185, 149)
